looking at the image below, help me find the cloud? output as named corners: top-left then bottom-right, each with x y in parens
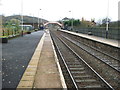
top-left (1, 0), bottom-right (119, 21)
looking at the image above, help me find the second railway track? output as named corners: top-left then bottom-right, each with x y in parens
top-left (62, 35), bottom-right (120, 73)
top-left (50, 30), bottom-right (119, 90)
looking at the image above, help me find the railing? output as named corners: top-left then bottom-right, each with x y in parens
top-left (1, 28), bottom-right (34, 37)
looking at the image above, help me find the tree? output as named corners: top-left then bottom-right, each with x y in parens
top-left (10, 19), bottom-right (21, 33)
top-left (73, 19), bottom-right (80, 26)
top-left (4, 19), bottom-right (21, 35)
top-left (101, 18), bottom-right (111, 26)
top-left (96, 19), bottom-right (102, 26)
top-left (63, 19), bottom-right (80, 26)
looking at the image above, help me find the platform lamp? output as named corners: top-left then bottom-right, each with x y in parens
top-left (33, 14), bottom-right (34, 29)
top-left (38, 9), bottom-right (42, 30)
top-left (21, 0), bottom-right (23, 36)
top-left (40, 9), bottom-right (42, 27)
top-left (38, 11), bottom-right (39, 30)
top-left (106, 0), bottom-right (109, 38)
top-left (69, 11), bottom-right (73, 30)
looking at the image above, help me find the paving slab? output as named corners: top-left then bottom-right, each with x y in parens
top-left (17, 30), bottom-right (67, 89)
top-left (33, 32), bottom-right (63, 88)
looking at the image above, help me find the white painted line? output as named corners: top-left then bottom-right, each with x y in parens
top-left (17, 33), bottom-right (46, 88)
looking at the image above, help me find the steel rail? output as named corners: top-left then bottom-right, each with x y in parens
top-left (55, 34), bottom-right (115, 90)
top-left (50, 32), bottom-right (79, 90)
top-left (63, 35), bottom-right (119, 61)
top-left (62, 35), bottom-right (120, 73)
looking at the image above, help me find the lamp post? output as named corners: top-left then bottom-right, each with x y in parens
top-left (106, 0), bottom-right (109, 38)
top-left (69, 11), bottom-right (73, 30)
top-left (21, 0), bottom-right (23, 36)
top-left (38, 11), bottom-right (39, 30)
top-left (33, 14), bottom-right (34, 29)
top-left (40, 9), bottom-right (42, 28)
top-left (38, 9), bottom-right (42, 30)
top-left (30, 13), bottom-right (34, 29)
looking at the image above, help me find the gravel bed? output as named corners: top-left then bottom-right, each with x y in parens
top-left (55, 31), bottom-right (120, 89)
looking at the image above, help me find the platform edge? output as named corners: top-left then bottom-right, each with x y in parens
top-left (50, 31), bottom-right (67, 89)
top-left (17, 33), bottom-right (46, 89)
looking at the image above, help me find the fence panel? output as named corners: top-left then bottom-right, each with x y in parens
top-left (74, 27), bottom-right (119, 40)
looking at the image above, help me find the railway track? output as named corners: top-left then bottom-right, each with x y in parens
top-left (61, 35), bottom-right (120, 73)
top-left (50, 30), bottom-right (115, 89)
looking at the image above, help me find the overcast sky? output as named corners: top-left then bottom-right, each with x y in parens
top-left (0, 0), bottom-right (119, 21)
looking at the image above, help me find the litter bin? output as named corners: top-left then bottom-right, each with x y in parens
top-left (88, 31), bottom-right (92, 35)
top-left (2, 37), bottom-right (8, 43)
top-left (27, 32), bottom-right (31, 34)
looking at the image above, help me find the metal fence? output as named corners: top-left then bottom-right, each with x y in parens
top-left (74, 27), bottom-right (119, 40)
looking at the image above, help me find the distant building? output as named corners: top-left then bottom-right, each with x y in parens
top-left (62, 17), bottom-right (70, 21)
top-left (23, 23), bottom-right (40, 29)
top-left (19, 25), bottom-right (33, 31)
top-left (81, 17), bottom-right (96, 27)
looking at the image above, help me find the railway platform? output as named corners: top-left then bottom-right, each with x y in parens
top-left (17, 30), bottom-right (66, 89)
top-left (60, 29), bottom-right (119, 48)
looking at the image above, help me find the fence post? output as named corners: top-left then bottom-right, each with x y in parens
top-left (3, 30), bottom-right (4, 36)
top-left (8, 29), bottom-right (9, 36)
top-left (106, 30), bottom-right (108, 38)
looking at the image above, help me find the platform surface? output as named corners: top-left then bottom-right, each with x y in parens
top-left (17, 30), bottom-right (66, 89)
top-left (60, 30), bottom-right (119, 48)
top-left (33, 32), bottom-right (63, 88)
